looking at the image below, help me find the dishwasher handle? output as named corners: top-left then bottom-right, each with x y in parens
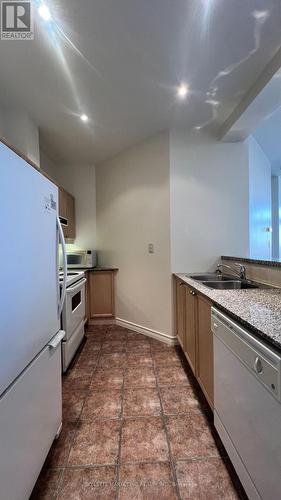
top-left (254, 357), bottom-right (263, 375)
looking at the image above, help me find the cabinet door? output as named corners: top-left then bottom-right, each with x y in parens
top-left (59, 188), bottom-right (69, 238)
top-left (197, 295), bottom-right (213, 407)
top-left (176, 279), bottom-right (185, 350)
top-left (58, 188), bottom-right (75, 240)
top-left (66, 192), bottom-right (75, 240)
top-left (184, 286), bottom-right (197, 375)
top-left (59, 188), bottom-right (68, 220)
top-left (89, 271), bottom-right (115, 318)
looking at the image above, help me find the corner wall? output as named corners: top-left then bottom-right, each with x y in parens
top-left (170, 129), bottom-right (249, 273)
top-left (96, 132), bottom-right (172, 340)
top-left (0, 106), bottom-right (40, 166)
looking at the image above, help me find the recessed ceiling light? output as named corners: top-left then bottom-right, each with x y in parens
top-left (177, 83), bottom-right (189, 100)
top-left (38, 4), bottom-right (52, 21)
top-left (80, 114), bottom-right (89, 122)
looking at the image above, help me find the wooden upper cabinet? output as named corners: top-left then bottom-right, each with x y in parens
top-left (59, 187), bottom-right (75, 240)
top-left (66, 192), bottom-right (75, 240)
top-left (88, 271), bottom-right (115, 319)
top-left (184, 285), bottom-right (197, 375)
top-left (176, 279), bottom-right (186, 351)
top-left (59, 188), bottom-right (67, 221)
top-left (197, 295), bottom-right (214, 408)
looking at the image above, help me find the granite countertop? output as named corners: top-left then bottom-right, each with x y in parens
top-left (175, 273), bottom-right (281, 352)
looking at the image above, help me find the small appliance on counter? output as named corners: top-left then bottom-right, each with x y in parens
top-left (66, 249), bottom-right (97, 269)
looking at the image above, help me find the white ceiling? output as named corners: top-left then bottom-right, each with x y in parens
top-left (0, 0), bottom-right (281, 164)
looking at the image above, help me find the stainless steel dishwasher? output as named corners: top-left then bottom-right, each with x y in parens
top-left (211, 308), bottom-right (281, 500)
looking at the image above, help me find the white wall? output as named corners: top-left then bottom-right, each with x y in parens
top-left (40, 150), bottom-right (58, 180)
top-left (170, 129), bottom-right (249, 273)
top-left (248, 136), bottom-right (272, 259)
top-left (0, 106), bottom-right (40, 166)
top-left (44, 163), bottom-right (97, 250)
top-left (96, 132), bottom-right (172, 339)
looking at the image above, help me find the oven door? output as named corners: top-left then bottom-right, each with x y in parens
top-left (62, 278), bottom-right (86, 339)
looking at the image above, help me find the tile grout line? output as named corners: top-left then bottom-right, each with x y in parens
top-left (151, 343), bottom-right (182, 500)
top-left (114, 330), bottom-right (128, 500)
top-left (48, 458), bottom-right (189, 470)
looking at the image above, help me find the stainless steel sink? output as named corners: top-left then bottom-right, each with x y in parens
top-left (189, 273), bottom-right (234, 282)
top-left (202, 281), bottom-right (259, 290)
top-left (188, 272), bottom-right (268, 290)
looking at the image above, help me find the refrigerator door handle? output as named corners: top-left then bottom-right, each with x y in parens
top-left (57, 215), bottom-right (67, 317)
top-left (48, 330), bottom-right (65, 350)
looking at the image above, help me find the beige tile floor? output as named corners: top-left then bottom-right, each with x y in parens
top-left (30, 325), bottom-right (246, 499)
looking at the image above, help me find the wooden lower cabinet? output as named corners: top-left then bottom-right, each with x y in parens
top-left (176, 279), bottom-right (186, 350)
top-left (88, 271), bottom-right (116, 319)
top-left (197, 295), bottom-right (214, 407)
top-left (175, 277), bottom-right (214, 409)
top-left (184, 287), bottom-right (197, 375)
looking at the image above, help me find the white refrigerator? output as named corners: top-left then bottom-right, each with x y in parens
top-left (0, 141), bottom-right (67, 500)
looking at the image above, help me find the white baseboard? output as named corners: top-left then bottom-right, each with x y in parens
top-left (116, 318), bottom-right (177, 345)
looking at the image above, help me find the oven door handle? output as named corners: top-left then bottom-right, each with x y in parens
top-left (66, 278), bottom-right (87, 293)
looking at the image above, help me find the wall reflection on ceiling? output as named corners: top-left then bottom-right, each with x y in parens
top-left (193, 7), bottom-right (271, 131)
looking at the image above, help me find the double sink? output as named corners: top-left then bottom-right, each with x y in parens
top-left (188, 273), bottom-right (261, 290)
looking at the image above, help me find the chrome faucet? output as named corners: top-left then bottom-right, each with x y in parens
top-left (217, 263), bottom-right (247, 280)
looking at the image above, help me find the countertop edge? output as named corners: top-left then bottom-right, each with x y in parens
top-left (75, 267), bottom-right (119, 272)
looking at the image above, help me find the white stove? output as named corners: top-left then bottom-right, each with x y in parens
top-left (59, 270), bottom-right (85, 287)
top-left (59, 270), bottom-right (86, 371)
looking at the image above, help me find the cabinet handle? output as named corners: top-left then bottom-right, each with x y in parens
top-left (190, 290), bottom-right (196, 296)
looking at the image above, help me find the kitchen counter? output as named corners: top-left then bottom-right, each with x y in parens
top-left (175, 273), bottom-right (281, 352)
top-left (74, 267), bottom-right (119, 272)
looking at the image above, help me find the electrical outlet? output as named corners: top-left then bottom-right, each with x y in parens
top-left (148, 243), bottom-right (154, 254)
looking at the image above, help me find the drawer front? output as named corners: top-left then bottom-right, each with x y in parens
top-left (0, 343), bottom-right (62, 500)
